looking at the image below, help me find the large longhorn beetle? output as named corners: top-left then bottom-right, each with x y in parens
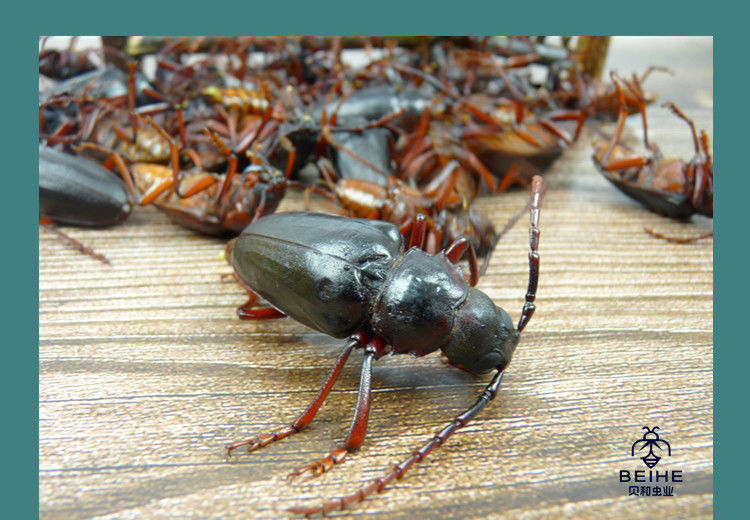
top-left (227, 176), bottom-right (542, 516)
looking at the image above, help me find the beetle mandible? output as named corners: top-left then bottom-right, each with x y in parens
top-left (227, 176), bottom-right (542, 516)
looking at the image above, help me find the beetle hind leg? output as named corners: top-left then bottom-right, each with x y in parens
top-left (226, 335), bottom-right (362, 457)
top-left (228, 274), bottom-right (286, 320)
top-left (237, 294), bottom-right (286, 320)
top-left (39, 218), bottom-right (111, 265)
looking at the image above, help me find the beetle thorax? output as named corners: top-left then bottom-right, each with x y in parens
top-left (370, 248), bottom-right (468, 356)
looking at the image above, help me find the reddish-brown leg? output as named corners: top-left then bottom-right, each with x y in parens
top-left (426, 160), bottom-right (461, 211)
top-left (39, 218), bottom-right (111, 265)
top-left (444, 238), bottom-right (479, 287)
top-left (204, 130), bottom-right (240, 208)
top-left (226, 334), bottom-right (363, 456)
top-left (599, 86), bottom-right (631, 168)
top-left (602, 156), bottom-right (651, 171)
top-left (644, 227), bottom-right (713, 244)
top-left (287, 176), bottom-right (545, 517)
top-left (320, 127), bottom-right (390, 178)
top-left (236, 288), bottom-right (286, 320)
top-left (497, 161), bottom-right (522, 193)
top-left (287, 369), bottom-right (506, 517)
top-left (454, 147), bottom-right (498, 192)
top-left (137, 114), bottom-right (214, 202)
top-left (408, 214), bottom-right (427, 249)
top-left (73, 142), bottom-right (140, 203)
top-left (663, 102), bottom-right (701, 155)
top-left (399, 107), bottom-right (433, 168)
top-left (611, 71), bottom-right (653, 152)
top-left (127, 62), bottom-right (138, 141)
top-left (287, 336), bottom-right (383, 479)
top-left (540, 109), bottom-right (587, 143)
top-left (235, 102), bottom-right (275, 154)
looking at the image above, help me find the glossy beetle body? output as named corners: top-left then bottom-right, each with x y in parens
top-left (226, 179), bottom-right (541, 516)
top-left (39, 145), bottom-right (132, 227)
top-left (314, 84), bottom-right (434, 131)
top-left (330, 126), bottom-right (393, 185)
top-left (231, 211), bottom-right (519, 372)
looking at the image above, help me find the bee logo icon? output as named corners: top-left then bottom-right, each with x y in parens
top-left (631, 426), bottom-right (671, 468)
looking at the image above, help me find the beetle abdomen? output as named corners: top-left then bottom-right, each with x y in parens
top-left (231, 213), bottom-right (403, 338)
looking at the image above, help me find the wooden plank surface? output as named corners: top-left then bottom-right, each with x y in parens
top-left (39, 110), bottom-right (713, 520)
top-left (39, 38), bottom-right (713, 520)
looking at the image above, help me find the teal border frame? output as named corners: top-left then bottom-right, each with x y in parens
top-left (16, 2), bottom-right (730, 518)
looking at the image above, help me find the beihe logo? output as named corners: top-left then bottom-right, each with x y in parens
top-left (631, 426), bottom-right (671, 468)
top-left (618, 425), bottom-right (682, 497)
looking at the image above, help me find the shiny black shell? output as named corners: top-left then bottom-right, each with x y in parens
top-left (592, 158), bottom-right (698, 219)
top-left (231, 212), bottom-right (515, 372)
top-left (331, 126), bottom-right (393, 185)
top-left (315, 85), bottom-right (432, 129)
top-left (231, 212), bottom-right (403, 338)
top-left (39, 145), bottom-right (132, 227)
top-left (599, 171), bottom-right (697, 219)
top-left (371, 248), bottom-right (467, 356)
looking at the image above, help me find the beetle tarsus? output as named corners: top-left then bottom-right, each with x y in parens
top-left (287, 448), bottom-right (348, 480)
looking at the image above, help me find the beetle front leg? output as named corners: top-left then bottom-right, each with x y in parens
top-left (444, 237), bottom-right (479, 287)
top-left (288, 337), bottom-right (382, 479)
top-left (288, 369), bottom-right (506, 516)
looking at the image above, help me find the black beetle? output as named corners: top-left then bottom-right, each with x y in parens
top-left (39, 145), bottom-right (134, 263)
top-left (591, 76), bottom-right (712, 222)
top-left (226, 176), bottom-right (542, 515)
top-left (40, 145), bottom-right (133, 227)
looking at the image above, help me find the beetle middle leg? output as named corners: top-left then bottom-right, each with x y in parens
top-left (409, 213), bottom-right (480, 286)
top-left (287, 336), bottom-right (385, 479)
top-left (227, 333), bottom-right (363, 457)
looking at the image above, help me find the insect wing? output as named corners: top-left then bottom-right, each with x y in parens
top-left (231, 212), bottom-right (403, 337)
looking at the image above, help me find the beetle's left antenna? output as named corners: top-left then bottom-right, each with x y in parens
top-left (517, 175), bottom-right (542, 333)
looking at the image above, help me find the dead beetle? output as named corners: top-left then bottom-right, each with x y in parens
top-left (39, 144), bottom-right (132, 227)
top-left (226, 177), bottom-right (542, 515)
top-left (39, 145), bottom-right (134, 264)
top-left (591, 75), bottom-right (712, 221)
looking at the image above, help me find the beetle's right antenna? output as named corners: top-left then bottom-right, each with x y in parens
top-left (517, 175), bottom-right (542, 333)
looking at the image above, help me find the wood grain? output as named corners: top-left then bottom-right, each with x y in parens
top-left (39, 108), bottom-right (713, 518)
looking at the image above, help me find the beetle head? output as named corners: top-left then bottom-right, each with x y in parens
top-left (440, 287), bottom-right (519, 374)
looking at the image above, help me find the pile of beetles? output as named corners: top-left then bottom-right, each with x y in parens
top-left (38, 36), bottom-right (713, 516)
top-left (40, 36), bottom-right (712, 260)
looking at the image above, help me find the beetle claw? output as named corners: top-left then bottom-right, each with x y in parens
top-left (288, 448), bottom-right (348, 480)
top-left (225, 434), bottom-right (267, 457)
